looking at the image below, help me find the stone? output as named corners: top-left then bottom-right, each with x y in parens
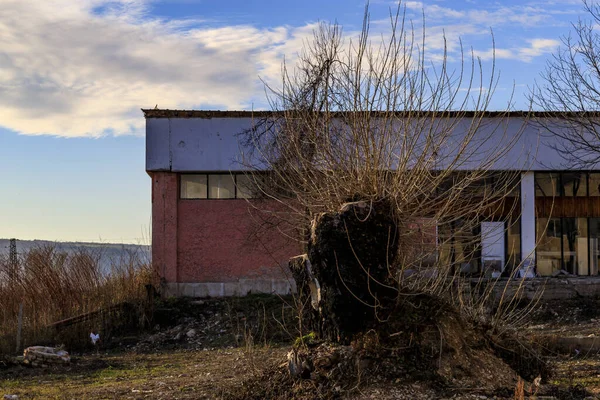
top-left (186, 329), bottom-right (197, 338)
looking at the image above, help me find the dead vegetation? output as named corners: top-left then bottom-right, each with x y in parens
top-left (1, 295), bottom-right (600, 399)
top-left (0, 244), bottom-right (154, 354)
top-left (231, 3), bottom-right (560, 398)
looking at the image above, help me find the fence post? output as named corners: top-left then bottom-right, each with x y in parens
top-left (16, 302), bottom-right (23, 354)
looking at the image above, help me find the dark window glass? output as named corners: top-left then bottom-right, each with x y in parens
top-left (536, 218), bottom-right (562, 276)
top-left (561, 172), bottom-right (587, 197)
top-left (535, 173), bottom-right (559, 197)
top-left (235, 174), bottom-right (254, 199)
top-left (562, 218), bottom-right (588, 275)
top-left (590, 218), bottom-right (600, 275)
top-left (589, 173), bottom-right (600, 196)
top-left (437, 219), bottom-right (481, 275)
top-left (506, 218), bottom-right (521, 274)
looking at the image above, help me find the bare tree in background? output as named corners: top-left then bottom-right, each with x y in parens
top-left (241, 4), bottom-right (531, 344)
top-left (530, 0), bottom-right (600, 168)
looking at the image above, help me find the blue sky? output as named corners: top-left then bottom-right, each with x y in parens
top-left (0, 0), bottom-right (589, 243)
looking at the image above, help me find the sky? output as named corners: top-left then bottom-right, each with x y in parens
top-left (0, 0), bottom-right (591, 243)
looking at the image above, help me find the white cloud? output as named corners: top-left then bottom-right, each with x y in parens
top-left (518, 38), bottom-right (561, 60)
top-left (0, 0), bottom-right (314, 137)
top-left (401, 0), bottom-right (580, 28)
top-left (474, 38), bottom-right (559, 62)
top-left (473, 48), bottom-right (516, 61)
top-left (372, 0), bottom-right (578, 65)
top-left (0, 0), bottom-right (578, 137)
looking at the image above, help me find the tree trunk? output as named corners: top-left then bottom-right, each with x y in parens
top-left (291, 201), bottom-right (399, 343)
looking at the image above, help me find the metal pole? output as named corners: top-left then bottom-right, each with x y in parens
top-left (9, 238), bottom-right (18, 280)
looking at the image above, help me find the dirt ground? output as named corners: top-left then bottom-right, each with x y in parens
top-left (3, 295), bottom-right (600, 399)
top-left (1, 347), bottom-right (289, 399)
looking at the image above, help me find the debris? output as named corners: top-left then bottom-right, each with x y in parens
top-left (186, 329), bottom-right (197, 338)
top-left (23, 346), bottom-right (70, 367)
top-left (3, 395), bottom-right (18, 400)
top-left (287, 349), bottom-right (313, 378)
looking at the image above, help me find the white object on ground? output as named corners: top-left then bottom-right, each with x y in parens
top-left (90, 332), bottom-right (100, 345)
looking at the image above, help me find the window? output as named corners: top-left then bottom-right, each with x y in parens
top-left (536, 218), bottom-right (562, 276)
top-left (180, 174), bottom-right (207, 199)
top-left (561, 172), bottom-right (587, 197)
top-left (506, 218), bottom-right (521, 273)
top-left (180, 173), bottom-right (260, 199)
top-left (208, 174), bottom-right (235, 199)
top-left (589, 173), bottom-right (600, 196)
top-left (562, 218), bottom-right (588, 275)
top-left (589, 218), bottom-right (600, 274)
top-left (535, 173), bottom-right (559, 197)
top-left (535, 172), bottom-right (600, 197)
top-left (235, 174), bottom-right (255, 199)
top-left (437, 219), bottom-right (481, 275)
top-left (536, 217), bottom-right (592, 276)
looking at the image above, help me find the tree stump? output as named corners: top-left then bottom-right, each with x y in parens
top-left (292, 201), bottom-right (399, 343)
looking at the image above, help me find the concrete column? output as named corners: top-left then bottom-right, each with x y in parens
top-left (151, 172), bottom-right (179, 288)
top-left (520, 172), bottom-right (536, 269)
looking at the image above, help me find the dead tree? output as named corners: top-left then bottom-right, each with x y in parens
top-left (530, 0), bottom-right (600, 168)
top-left (243, 4), bottom-right (527, 343)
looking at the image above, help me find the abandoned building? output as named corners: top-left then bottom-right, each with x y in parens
top-left (144, 110), bottom-right (600, 297)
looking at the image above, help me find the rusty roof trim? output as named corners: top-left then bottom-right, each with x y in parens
top-left (141, 109), bottom-right (600, 119)
top-left (141, 109), bottom-right (276, 119)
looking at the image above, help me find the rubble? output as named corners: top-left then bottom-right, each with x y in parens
top-left (22, 346), bottom-right (70, 367)
top-left (132, 296), bottom-right (295, 353)
top-left (186, 329), bottom-right (196, 338)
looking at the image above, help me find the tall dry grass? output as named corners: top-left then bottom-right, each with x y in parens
top-left (0, 244), bottom-right (155, 354)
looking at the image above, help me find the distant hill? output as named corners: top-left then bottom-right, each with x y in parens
top-left (0, 239), bottom-right (151, 274)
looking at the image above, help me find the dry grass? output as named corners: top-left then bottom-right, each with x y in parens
top-left (0, 347), bottom-right (289, 400)
top-left (0, 244), bottom-right (155, 354)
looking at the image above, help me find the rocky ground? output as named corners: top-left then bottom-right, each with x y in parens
top-left (2, 295), bottom-right (600, 399)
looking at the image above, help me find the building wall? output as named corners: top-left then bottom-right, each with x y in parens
top-left (177, 198), bottom-right (298, 282)
top-left (151, 171), bottom-right (178, 283)
top-left (151, 171), bottom-right (301, 297)
top-left (145, 112), bottom-right (600, 297)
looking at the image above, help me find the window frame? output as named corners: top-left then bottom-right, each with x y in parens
top-left (179, 172), bottom-right (260, 200)
top-left (534, 171), bottom-right (600, 198)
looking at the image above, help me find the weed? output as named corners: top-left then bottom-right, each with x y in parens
top-left (294, 331), bottom-right (317, 348)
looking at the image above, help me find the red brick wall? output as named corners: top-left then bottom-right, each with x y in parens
top-left (151, 172), bottom-right (178, 282)
top-left (152, 172), bottom-right (301, 284)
